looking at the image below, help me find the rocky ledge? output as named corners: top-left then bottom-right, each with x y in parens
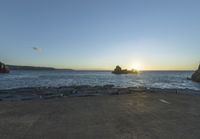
top-left (0, 85), bottom-right (199, 101)
top-left (192, 64), bottom-right (200, 82)
top-left (0, 62), bottom-right (9, 73)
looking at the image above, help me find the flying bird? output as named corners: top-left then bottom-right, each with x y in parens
top-left (32, 47), bottom-right (42, 52)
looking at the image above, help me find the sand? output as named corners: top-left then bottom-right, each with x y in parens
top-left (0, 92), bottom-right (200, 139)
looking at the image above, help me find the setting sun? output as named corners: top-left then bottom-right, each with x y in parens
top-left (130, 62), bottom-right (144, 71)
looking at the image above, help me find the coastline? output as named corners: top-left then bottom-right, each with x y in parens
top-left (0, 85), bottom-right (200, 101)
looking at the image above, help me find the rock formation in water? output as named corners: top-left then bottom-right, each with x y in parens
top-left (191, 64), bottom-right (200, 82)
top-left (0, 62), bottom-right (9, 73)
top-left (112, 65), bottom-right (122, 73)
top-left (112, 65), bottom-right (139, 74)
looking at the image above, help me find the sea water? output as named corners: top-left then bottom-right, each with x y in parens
top-left (0, 70), bottom-right (200, 90)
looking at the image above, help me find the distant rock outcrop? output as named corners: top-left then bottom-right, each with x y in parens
top-left (0, 62), bottom-right (9, 73)
top-left (7, 65), bottom-right (74, 71)
top-left (112, 65), bottom-right (139, 74)
top-left (191, 64), bottom-right (200, 82)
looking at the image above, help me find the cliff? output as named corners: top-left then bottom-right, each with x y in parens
top-left (191, 64), bottom-right (200, 82)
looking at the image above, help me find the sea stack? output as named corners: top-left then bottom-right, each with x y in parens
top-left (191, 64), bottom-right (200, 82)
top-left (112, 65), bottom-right (139, 74)
top-left (0, 62), bottom-right (9, 73)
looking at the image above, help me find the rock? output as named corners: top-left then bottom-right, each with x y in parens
top-left (191, 64), bottom-right (200, 82)
top-left (103, 84), bottom-right (114, 89)
top-left (112, 65), bottom-right (139, 74)
top-left (187, 77), bottom-right (191, 80)
top-left (0, 62), bottom-right (9, 73)
top-left (58, 87), bottom-right (74, 96)
top-left (117, 88), bottom-right (131, 95)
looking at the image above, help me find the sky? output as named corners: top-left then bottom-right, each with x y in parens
top-left (0, 0), bottom-right (200, 70)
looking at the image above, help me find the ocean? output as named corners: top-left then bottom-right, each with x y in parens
top-left (0, 70), bottom-right (200, 90)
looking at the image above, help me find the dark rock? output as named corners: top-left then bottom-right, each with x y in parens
top-left (0, 62), bottom-right (9, 73)
top-left (113, 65), bottom-right (122, 73)
top-left (103, 85), bottom-right (114, 89)
top-left (191, 64), bottom-right (200, 82)
top-left (73, 85), bottom-right (90, 89)
top-left (128, 87), bottom-right (146, 92)
top-left (187, 77), bottom-right (191, 80)
top-left (58, 87), bottom-right (74, 96)
top-left (117, 90), bottom-right (128, 95)
top-left (112, 65), bottom-right (139, 74)
top-left (104, 88), bottom-right (118, 95)
top-left (72, 90), bottom-right (77, 94)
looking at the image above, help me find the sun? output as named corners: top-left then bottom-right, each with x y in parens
top-left (130, 62), bottom-right (144, 71)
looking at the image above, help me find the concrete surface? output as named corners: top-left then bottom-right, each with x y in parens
top-left (0, 92), bottom-right (200, 139)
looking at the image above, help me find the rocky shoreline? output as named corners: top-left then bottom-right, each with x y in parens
top-left (0, 85), bottom-right (199, 101)
top-left (192, 64), bottom-right (200, 82)
top-left (0, 62), bottom-right (9, 73)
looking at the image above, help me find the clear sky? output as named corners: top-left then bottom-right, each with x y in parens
top-left (0, 0), bottom-right (200, 70)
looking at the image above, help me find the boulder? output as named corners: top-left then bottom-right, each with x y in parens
top-left (0, 62), bottom-right (9, 73)
top-left (191, 64), bottom-right (200, 82)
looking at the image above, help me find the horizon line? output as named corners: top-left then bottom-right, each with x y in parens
top-left (6, 64), bottom-right (196, 71)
